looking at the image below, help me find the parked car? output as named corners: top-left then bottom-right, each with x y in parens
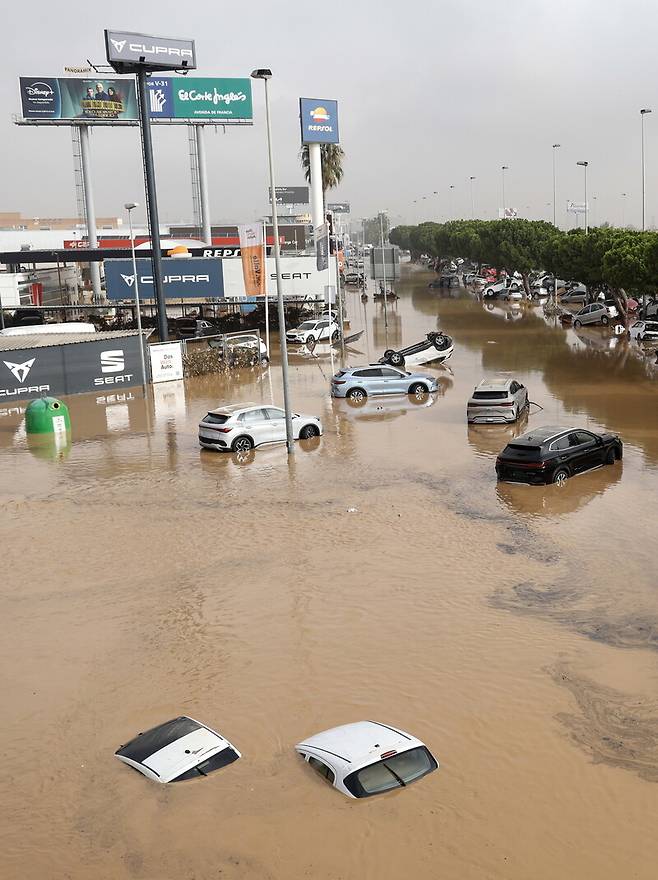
top-left (295, 721), bottom-right (438, 799)
top-left (498, 287), bottom-right (524, 301)
top-left (331, 365), bottom-right (439, 402)
top-left (638, 300), bottom-right (658, 319)
top-left (10, 308), bottom-right (45, 327)
top-left (209, 333), bottom-right (268, 364)
top-left (572, 303), bottom-right (612, 328)
top-left (483, 277), bottom-right (521, 297)
top-left (378, 331), bottom-right (454, 367)
top-left (495, 425), bottom-right (623, 486)
top-left (345, 272), bottom-right (365, 285)
top-left (559, 288), bottom-right (588, 304)
top-left (198, 403), bottom-right (322, 452)
top-left (602, 300), bottom-right (619, 318)
top-left (115, 716), bottom-right (241, 784)
top-left (286, 318), bottom-right (340, 346)
top-left (467, 376), bottom-right (529, 424)
top-left (629, 320), bottom-right (658, 342)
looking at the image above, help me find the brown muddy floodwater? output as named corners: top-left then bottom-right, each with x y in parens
top-left (2, 265), bottom-right (658, 879)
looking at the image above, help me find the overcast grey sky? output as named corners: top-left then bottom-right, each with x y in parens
top-left (4, 0), bottom-right (658, 230)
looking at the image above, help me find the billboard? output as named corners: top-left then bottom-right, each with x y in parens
top-left (269, 186), bottom-right (309, 205)
top-left (19, 77), bottom-right (138, 121)
top-left (146, 77), bottom-right (253, 121)
top-left (370, 247), bottom-right (400, 280)
top-left (105, 30), bottom-right (196, 73)
top-left (328, 202), bottom-right (350, 214)
top-left (300, 97), bottom-right (339, 144)
top-left (104, 258), bottom-right (223, 300)
top-left (567, 201), bottom-right (588, 214)
top-left (0, 335), bottom-right (146, 400)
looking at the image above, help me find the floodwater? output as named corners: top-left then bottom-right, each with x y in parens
top-left (2, 266), bottom-right (658, 879)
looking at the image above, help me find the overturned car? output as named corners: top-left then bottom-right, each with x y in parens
top-left (378, 331), bottom-right (454, 368)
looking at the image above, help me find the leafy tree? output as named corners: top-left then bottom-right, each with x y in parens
top-left (363, 213), bottom-right (390, 247)
top-left (300, 144), bottom-right (345, 211)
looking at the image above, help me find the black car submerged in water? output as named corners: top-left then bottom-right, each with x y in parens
top-left (496, 425), bottom-right (623, 486)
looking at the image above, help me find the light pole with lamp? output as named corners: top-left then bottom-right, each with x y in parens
top-left (251, 68), bottom-right (294, 454)
top-left (552, 144), bottom-right (561, 227)
top-left (641, 109), bottom-right (652, 231)
top-left (621, 192), bottom-right (628, 228)
top-left (469, 177), bottom-right (476, 218)
top-left (449, 185), bottom-right (455, 219)
top-left (576, 161), bottom-right (589, 233)
top-left (125, 202), bottom-right (148, 391)
top-left (501, 166), bottom-right (509, 215)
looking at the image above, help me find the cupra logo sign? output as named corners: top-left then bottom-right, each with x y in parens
top-left (4, 358), bottom-right (35, 383)
top-left (110, 38), bottom-right (127, 53)
top-left (310, 106), bottom-right (330, 122)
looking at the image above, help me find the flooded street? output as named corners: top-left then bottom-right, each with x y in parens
top-left (3, 265), bottom-right (658, 879)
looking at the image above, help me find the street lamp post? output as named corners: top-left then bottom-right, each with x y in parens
top-left (125, 202), bottom-right (148, 391)
top-left (552, 144), bottom-right (561, 227)
top-left (501, 166), bottom-right (509, 215)
top-left (251, 69), bottom-right (294, 454)
top-left (469, 177), bottom-right (476, 218)
top-left (641, 109), bottom-right (652, 231)
top-left (621, 192), bottom-right (628, 228)
top-left (449, 185), bottom-right (455, 219)
top-left (576, 161), bottom-right (589, 233)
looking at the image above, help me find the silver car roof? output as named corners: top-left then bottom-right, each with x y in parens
top-left (208, 403), bottom-right (259, 415)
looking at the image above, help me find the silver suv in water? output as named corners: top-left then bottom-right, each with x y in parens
top-left (467, 376), bottom-right (528, 424)
top-left (331, 365), bottom-right (439, 402)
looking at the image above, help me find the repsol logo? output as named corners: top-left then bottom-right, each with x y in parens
top-left (0, 384), bottom-right (50, 397)
top-left (308, 125), bottom-right (333, 132)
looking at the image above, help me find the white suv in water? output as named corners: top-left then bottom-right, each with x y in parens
top-left (467, 376), bottom-right (529, 424)
top-left (286, 318), bottom-right (340, 346)
top-left (198, 403), bottom-right (322, 453)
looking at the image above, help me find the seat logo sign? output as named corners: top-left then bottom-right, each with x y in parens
top-left (100, 350), bottom-right (125, 373)
top-left (3, 358), bottom-right (35, 383)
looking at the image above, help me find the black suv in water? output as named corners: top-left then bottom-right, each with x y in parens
top-left (496, 425), bottom-right (623, 486)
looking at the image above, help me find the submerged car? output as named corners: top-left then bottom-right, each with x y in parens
top-left (296, 721), bottom-right (438, 799)
top-left (483, 278), bottom-right (521, 297)
top-left (199, 403), bottom-right (322, 452)
top-left (572, 303), bottom-right (611, 328)
top-left (629, 320), bottom-right (658, 342)
top-left (467, 376), bottom-right (529, 424)
top-left (286, 318), bottom-right (340, 346)
top-left (115, 716), bottom-right (241, 783)
top-left (331, 365), bottom-right (439, 402)
top-left (378, 331), bottom-right (454, 368)
top-left (495, 425), bottom-right (623, 486)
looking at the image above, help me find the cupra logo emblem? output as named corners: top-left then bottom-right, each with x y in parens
top-left (310, 106), bottom-right (330, 122)
top-left (120, 273), bottom-right (136, 288)
top-left (4, 358), bottom-right (35, 383)
top-left (111, 38), bottom-right (127, 53)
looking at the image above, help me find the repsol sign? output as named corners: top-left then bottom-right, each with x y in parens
top-left (105, 257), bottom-right (223, 300)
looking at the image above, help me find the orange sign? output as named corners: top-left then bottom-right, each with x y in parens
top-left (238, 224), bottom-right (266, 296)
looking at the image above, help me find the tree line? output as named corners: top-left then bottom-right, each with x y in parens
top-left (389, 220), bottom-right (658, 319)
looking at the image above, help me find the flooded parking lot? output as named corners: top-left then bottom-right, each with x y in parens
top-left (2, 265), bottom-right (658, 879)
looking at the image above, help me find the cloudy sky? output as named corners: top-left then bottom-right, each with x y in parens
top-left (3, 0), bottom-right (658, 230)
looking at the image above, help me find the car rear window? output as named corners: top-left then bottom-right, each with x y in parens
top-left (116, 716), bottom-right (202, 763)
top-left (344, 746), bottom-right (437, 798)
top-left (472, 390), bottom-right (509, 400)
top-left (504, 443), bottom-right (542, 460)
top-left (202, 413), bottom-right (229, 425)
top-left (171, 747), bottom-right (240, 782)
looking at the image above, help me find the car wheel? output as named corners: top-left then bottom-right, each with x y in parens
top-left (601, 315), bottom-right (609, 325)
top-left (573, 319), bottom-right (582, 329)
top-left (300, 424), bottom-right (320, 439)
top-left (231, 435), bottom-right (254, 453)
top-left (552, 467), bottom-right (570, 486)
top-left (389, 351), bottom-right (405, 366)
top-left (605, 448), bottom-right (616, 465)
top-left (347, 388), bottom-right (367, 402)
top-left (409, 382), bottom-right (428, 395)
top-left (510, 283), bottom-right (519, 292)
top-left (331, 330), bottom-right (339, 343)
top-left (383, 349), bottom-right (395, 359)
top-left (260, 356), bottom-right (270, 366)
top-left (306, 334), bottom-right (315, 346)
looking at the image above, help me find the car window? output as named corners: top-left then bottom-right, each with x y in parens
top-left (308, 756), bottom-right (335, 785)
top-left (241, 408), bottom-right (267, 425)
top-left (551, 435), bottom-right (571, 451)
top-left (574, 431), bottom-right (595, 444)
top-left (317, 321), bottom-right (329, 329)
top-left (568, 431), bottom-right (592, 446)
top-left (262, 407), bottom-right (285, 420)
top-left (509, 382), bottom-right (519, 394)
top-left (297, 322), bottom-right (315, 331)
top-left (203, 413), bottom-right (229, 425)
top-left (380, 368), bottom-right (404, 378)
top-left (353, 368), bottom-right (382, 378)
top-left (344, 746), bottom-right (436, 798)
top-left (171, 747), bottom-right (240, 782)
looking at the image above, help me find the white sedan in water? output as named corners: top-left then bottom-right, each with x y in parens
top-left (199, 403), bottom-right (322, 453)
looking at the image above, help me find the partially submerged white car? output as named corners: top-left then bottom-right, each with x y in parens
top-left (295, 721), bottom-right (438, 799)
top-left (115, 715), bottom-right (241, 783)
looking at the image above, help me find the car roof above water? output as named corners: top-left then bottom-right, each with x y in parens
top-left (208, 403), bottom-right (258, 416)
top-left (296, 721), bottom-right (419, 769)
top-left (513, 425), bottom-right (573, 445)
top-left (475, 376), bottom-right (514, 391)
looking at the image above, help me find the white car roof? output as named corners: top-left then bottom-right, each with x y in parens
top-left (475, 376), bottom-right (513, 391)
top-left (296, 721), bottom-right (423, 771)
top-left (209, 403), bottom-right (258, 415)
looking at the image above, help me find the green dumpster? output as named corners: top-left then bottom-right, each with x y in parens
top-left (25, 397), bottom-right (71, 436)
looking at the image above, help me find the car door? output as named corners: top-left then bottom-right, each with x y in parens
top-left (379, 367), bottom-right (408, 393)
top-left (261, 407), bottom-right (286, 442)
top-left (567, 430), bottom-right (600, 472)
top-left (238, 408), bottom-right (272, 446)
top-left (578, 305), bottom-right (593, 325)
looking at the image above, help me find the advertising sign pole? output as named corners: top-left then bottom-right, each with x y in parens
top-left (309, 143), bottom-right (324, 229)
top-left (126, 203), bottom-right (148, 391)
top-left (195, 125), bottom-right (212, 244)
top-left (263, 220), bottom-right (270, 357)
top-left (136, 70), bottom-right (168, 341)
top-left (78, 125), bottom-right (102, 302)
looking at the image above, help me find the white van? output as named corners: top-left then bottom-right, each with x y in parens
top-left (0, 323), bottom-right (96, 337)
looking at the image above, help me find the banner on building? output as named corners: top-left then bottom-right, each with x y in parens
top-left (104, 257), bottom-right (223, 300)
top-left (238, 224), bottom-right (266, 296)
top-left (269, 186), bottom-right (309, 205)
top-left (146, 77), bottom-right (252, 121)
top-left (149, 342), bottom-right (184, 383)
top-left (19, 76), bottom-right (138, 121)
top-left (315, 224), bottom-right (329, 271)
top-left (300, 97), bottom-right (339, 144)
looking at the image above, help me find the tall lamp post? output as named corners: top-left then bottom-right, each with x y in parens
top-left (469, 176), bottom-right (476, 218)
top-left (621, 192), bottom-right (628, 228)
top-left (576, 161), bottom-right (589, 233)
top-left (125, 202), bottom-right (148, 390)
top-left (251, 68), bottom-right (294, 454)
top-left (449, 184), bottom-right (455, 219)
top-left (501, 166), bottom-right (509, 215)
top-left (641, 109), bottom-right (652, 231)
top-left (552, 144), bottom-right (561, 227)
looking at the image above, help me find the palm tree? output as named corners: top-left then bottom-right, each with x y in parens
top-left (300, 144), bottom-right (345, 212)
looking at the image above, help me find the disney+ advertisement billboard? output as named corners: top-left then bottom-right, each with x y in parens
top-left (19, 77), bottom-right (138, 121)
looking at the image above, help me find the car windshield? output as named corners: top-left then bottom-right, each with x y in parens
top-left (171, 747), bottom-right (240, 782)
top-left (203, 413), bottom-right (229, 425)
top-left (297, 322), bottom-right (316, 331)
top-left (504, 443), bottom-right (542, 460)
top-left (472, 390), bottom-right (509, 400)
top-left (344, 746), bottom-right (436, 797)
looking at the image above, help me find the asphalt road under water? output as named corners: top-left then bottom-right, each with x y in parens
top-left (2, 265), bottom-right (658, 879)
